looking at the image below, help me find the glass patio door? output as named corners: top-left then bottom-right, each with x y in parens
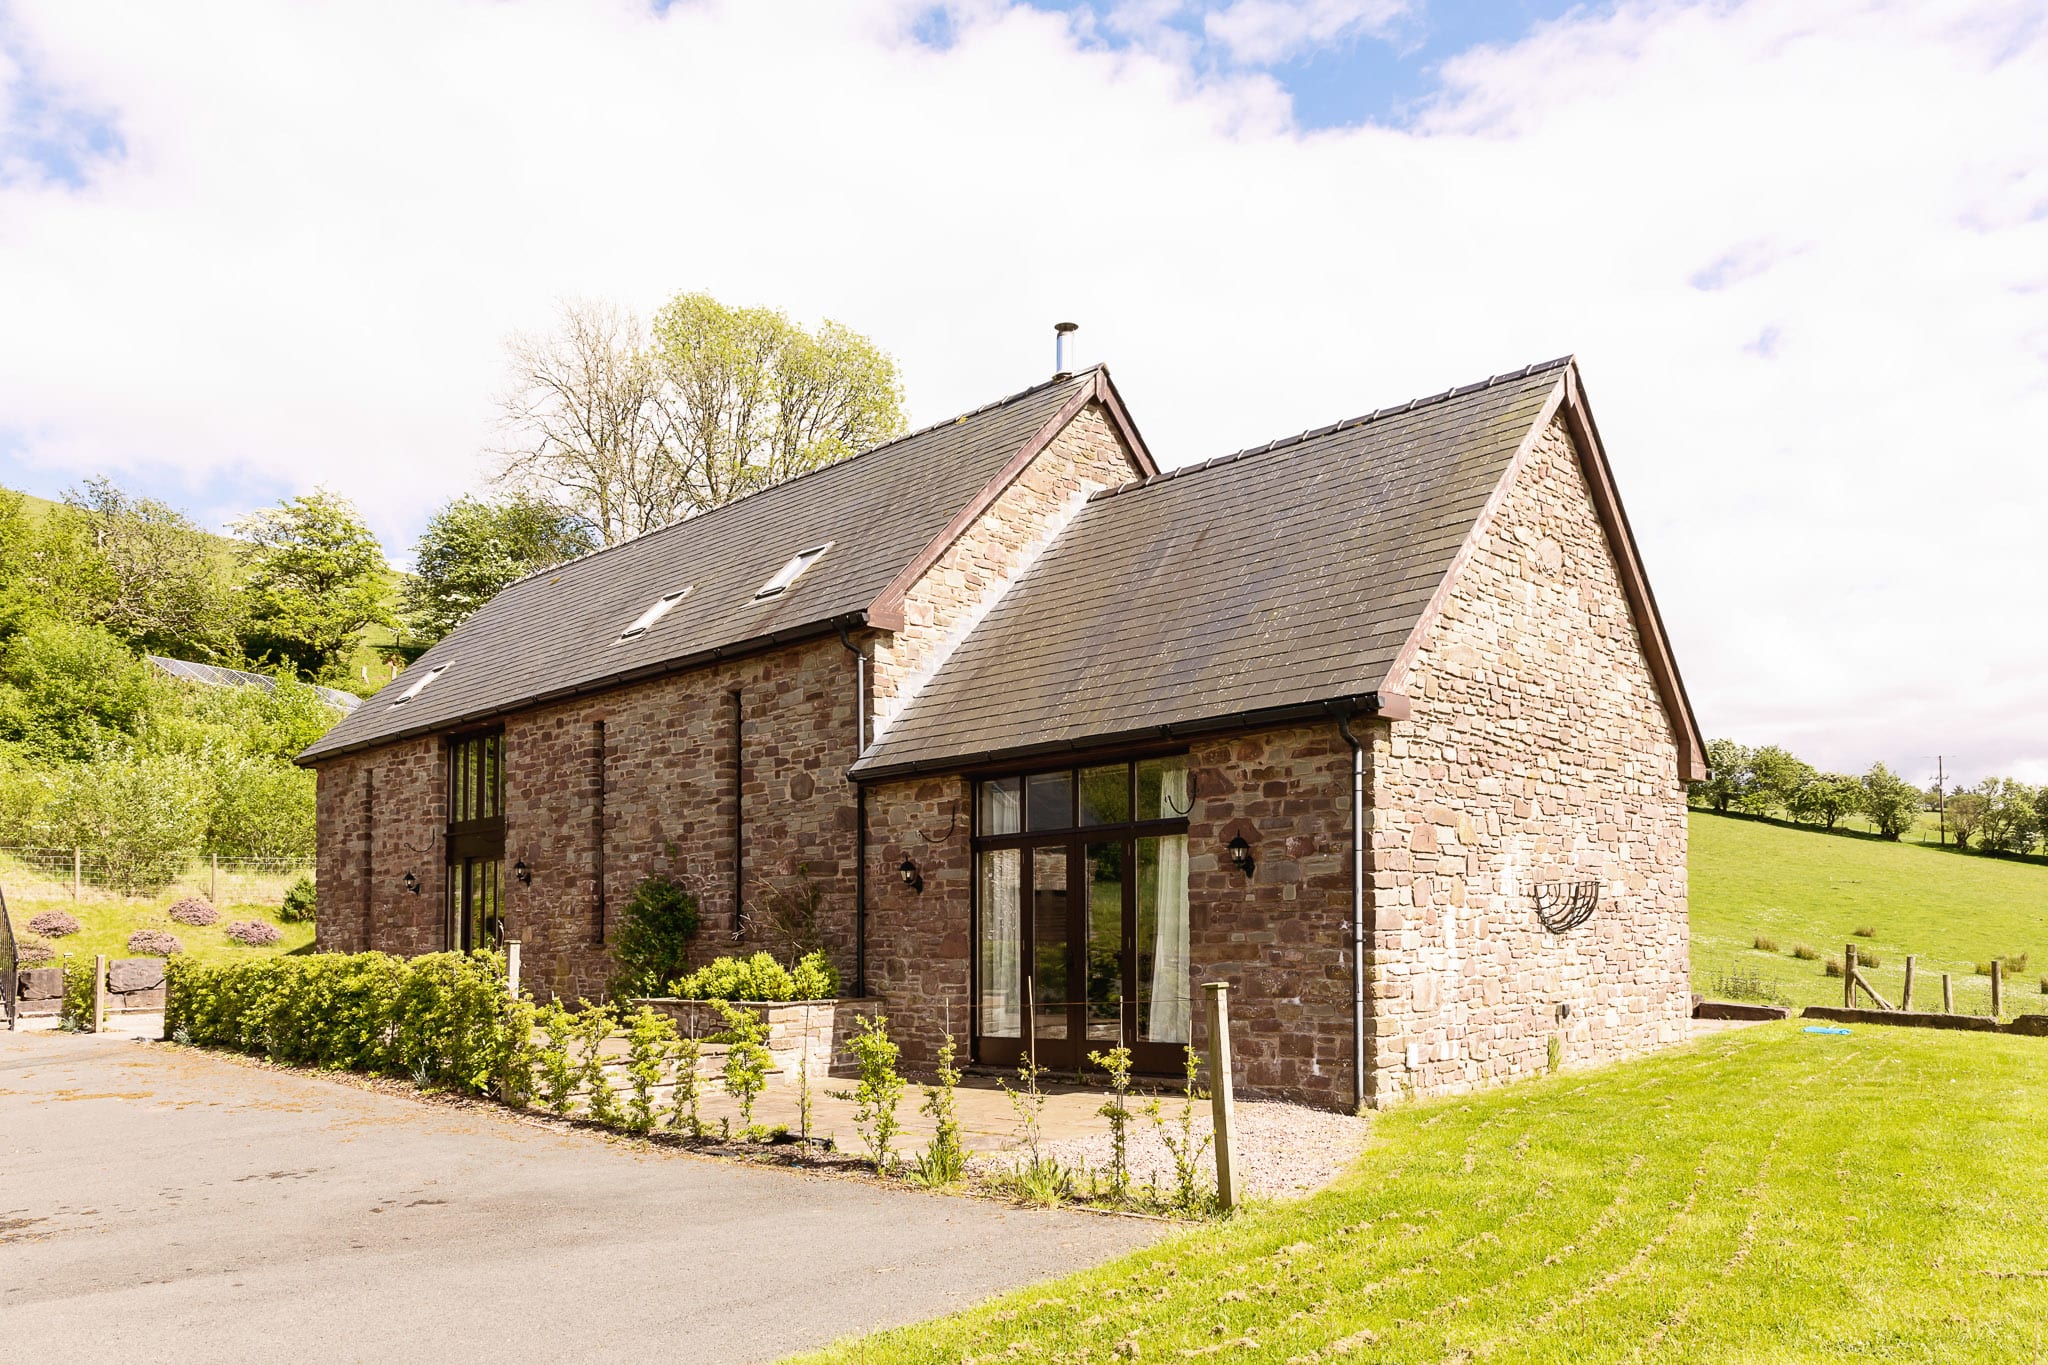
top-left (449, 856), bottom-right (502, 953)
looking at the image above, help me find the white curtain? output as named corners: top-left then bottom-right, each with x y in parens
top-left (979, 848), bottom-right (1021, 1036)
top-left (1148, 767), bottom-right (1192, 1043)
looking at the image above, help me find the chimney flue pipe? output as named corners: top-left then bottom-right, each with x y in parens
top-left (1054, 321), bottom-right (1078, 376)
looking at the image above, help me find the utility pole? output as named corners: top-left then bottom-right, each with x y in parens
top-left (1935, 755), bottom-right (1946, 846)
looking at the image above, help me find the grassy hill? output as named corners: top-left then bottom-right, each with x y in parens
top-left (1691, 810), bottom-right (2048, 1016)
top-left (805, 1024), bottom-right (2048, 1362)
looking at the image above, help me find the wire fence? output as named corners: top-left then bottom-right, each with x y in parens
top-left (1700, 950), bottom-right (2048, 1018)
top-left (0, 847), bottom-right (313, 906)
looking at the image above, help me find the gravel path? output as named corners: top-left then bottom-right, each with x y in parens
top-left (982, 1098), bottom-right (1370, 1201)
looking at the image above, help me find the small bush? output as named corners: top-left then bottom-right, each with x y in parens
top-left (279, 875), bottom-right (318, 924)
top-left (1824, 956), bottom-right (1845, 978)
top-left (16, 933), bottom-right (56, 967)
top-left (127, 928), bottom-right (183, 957)
top-left (1852, 926), bottom-right (1877, 939)
top-left (789, 950), bottom-right (840, 1000)
top-left (169, 897), bottom-right (220, 927)
top-left (224, 919), bottom-right (283, 947)
top-left (1791, 943), bottom-right (1819, 961)
top-left (1852, 947), bottom-right (1882, 970)
top-left (670, 950), bottom-right (837, 1003)
top-left (1975, 952), bottom-right (2029, 978)
top-left (28, 909), bottom-right (80, 937)
top-left (1751, 934), bottom-right (1779, 953)
top-left (611, 874), bottom-right (701, 997)
top-left (2039, 975), bottom-right (2048, 996)
top-left (838, 1013), bottom-right (905, 1173)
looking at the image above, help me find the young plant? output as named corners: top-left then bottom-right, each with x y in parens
top-left (911, 1035), bottom-right (967, 1188)
top-left (838, 1014), bottom-right (906, 1173)
top-left (573, 1002), bottom-right (620, 1125)
top-left (498, 998), bottom-right (539, 1108)
top-left (1001, 1056), bottom-right (1051, 1167)
top-left (793, 1004), bottom-right (816, 1145)
top-left (1147, 1045), bottom-right (1215, 1216)
top-left (666, 1032), bottom-right (705, 1137)
top-left (1547, 1034), bottom-right (1563, 1075)
top-left (712, 1000), bottom-right (772, 1138)
top-left (534, 1001), bottom-right (580, 1115)
top-left (1087, 1045), bottom-right (1134, 1202)
top-left (621, 1005), bottom-right (677, 1135)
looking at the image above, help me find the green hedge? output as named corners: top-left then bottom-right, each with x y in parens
top-left (669, 950), bottom-right (839, 1002)
top-left (165, 948), bottom-right (518, 1094)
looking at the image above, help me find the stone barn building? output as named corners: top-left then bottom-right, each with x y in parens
top-left (300, 354), bottom-right (1705, 1110)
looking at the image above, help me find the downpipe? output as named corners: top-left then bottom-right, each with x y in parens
top-left (1333, 706), bottom-right (1367, 1114)
top-left (837, 623), bottom-right (869, 999)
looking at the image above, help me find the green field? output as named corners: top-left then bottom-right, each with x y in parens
top-left (1691, 812), bottom-right (2048, 1016)
top-left (6, 850), bottom-right (314, 967)
top-left (804, 1024), bottom-right (2048, 1363)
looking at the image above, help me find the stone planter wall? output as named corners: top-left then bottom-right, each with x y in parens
top-left (632, 997), bottom-right (880, 1077)
top-left (9, 957), bottom-right (168, 1018)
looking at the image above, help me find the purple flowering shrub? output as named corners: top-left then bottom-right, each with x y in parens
top-left (224, 919), bottom-right (283, 947)
top-left (168, 898), bottom-right (220, 926)
top-left (127, 928), bottom-right (184, 957)
top-left (28, 910), bottom-right (81, 937)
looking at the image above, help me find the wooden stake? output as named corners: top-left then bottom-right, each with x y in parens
top-left (1991, 959), bottom-right (2003, 1020)
top-left (1942, 973), bottom-right (1954, 1013)
top-left (210, 852), bottom-right (218, 905)
top-left (72, 848), bottom-right (81, 902)
top-left (1843, 944), bottom-right (1856, 1009)
top-left (1852, 971), bottom-right (1893, 1012)
top-left (92, 953), bottom-right (107, 1034)
top-left (1205, 981), bottom-right (1241, 1213)
top-left (1901, 956), bottom-right (1916, 1011)
top-left (505, 939), bottom-right (521, 1000)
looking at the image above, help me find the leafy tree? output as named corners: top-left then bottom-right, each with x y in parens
top-left (1788, 773), bottom-right (1862, 830)
top-left (1858, 763), bottom-right (1922, 841)
top-left (1945, 788), bottom-right (1988, 849)
top-left (0, 619), bottom-right (161, 762)
top-left (205, 755), bottom-right (316, 858)
top-left (1746, 745), bottom-right (1815, 817)
top-left (232, 490), bottom-right (394, 681)
top-left (59, 477), bottom-right (243, 660)
top-left (1689, 739), bottom-right (1753, 813)
top-left (405, 493), bottom-right (595, 645)
top-left (1976, 778), bottom-right (2041, 856)
top-left (0, 489), bottom-right (104, 639)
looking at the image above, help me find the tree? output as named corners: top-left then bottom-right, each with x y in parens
top-left (1945, 788), bottom-right (1988, 849)
top-left (1688, 739), bottom-right (1753, 813)
top-left (1859, 763), bottom-right (1922, 841)
top-left (232, 490), bottom-right (393, 681)
top-left (0, 619), bottom-right (161, 763)
top-left (405, 493), bottom-right (595, 646)
top-left (1788, 773), bottom-right (1862, 830)
top-left (1976, 778), bottom-right (2040, 856)
top-left (60, 477), bottom-right (242, 660)
top-left (1747, 745), bottom-right (1815, 817)
top-left (491, 293), bottom-right (906, 546)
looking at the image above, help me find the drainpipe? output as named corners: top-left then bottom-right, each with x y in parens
top-left (837, 622), bottom-right (868, 999)
top-left (1333, 706), bottom-right (1367, 1114)
top-left (731, 688), bottom-right (744, 941)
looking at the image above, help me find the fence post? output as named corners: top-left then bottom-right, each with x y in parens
top-left (506, 939), bottom-right (521, 1000)
top-left (1942, 973), bottom-right (1954, 1014)
top-left (1991, 960), bottom-right (2003, 1020)
top-left (72, 848), bottom-right (81, 902)
top-left (1843, 944), bottom-right (1856, 1010)
top-left (1901, 956), bottom-right (1916, 1011)
top-left (92, 953), bottom-right (107, 1034)
top-left (210, 852), bottom-right (218, 905)
top-left (1204, 981), bottom-right (1241, 1214)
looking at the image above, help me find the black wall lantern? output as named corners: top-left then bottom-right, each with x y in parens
top-left (402, 870), bottom-right (420, 895)
top-left (1227, 834), bottom-right (1255, 879)
top-left (899, 856), bottom-right (924, 893)
top-left (513, 858), bottom-right (531, 885)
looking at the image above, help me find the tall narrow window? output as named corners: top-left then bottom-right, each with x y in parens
top-left (754, 543), bottom-right (830, 599)
top-left (446, 731), bottom-right (506, 952)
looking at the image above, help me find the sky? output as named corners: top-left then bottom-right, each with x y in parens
top-left (1, 0), bottom-right (2045, 787)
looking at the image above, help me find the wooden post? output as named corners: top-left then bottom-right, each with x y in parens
top-left (505, 939), bottom-right (521, 1000)
top-left (1024, 974), bottom-right (1036, 1074)
top-left (1843, 944), bottom-right (1856, 1009)
top-left (92, 953), bottom-right (107, 1034)
top-left (1991, 959), bottom-right (2003, 1020)
top-left (1942, 973), bottom-right (1954, 1014)
top-left (72, 848), bottom-right (81, 901)
top-left (209, 852), bottom-right (218, 905)
top-left (1204, 981), bottom-right (1242, 1213)
top-left (1901, 956), bottom-right (1916, 1011)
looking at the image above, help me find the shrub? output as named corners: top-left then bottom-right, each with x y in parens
top-left (169, 897), bottom-right (219, 926)
top-left (1974, 952), bottom-right (2029, 978)
top-left (2040, 974), bottom-right (2048, 996)
top-left (789, 950), bottom-right (839, 1000)
top-left (1791, 943), bottom-right (1819, 961)
top-left (127, 928), bottom-right (183, 956)
top-left (1824, 956), bottom-right (1845, 978)
top-left (33, 750), bottom-right (211, 893)
top-left (224, 919), bottom-right (283, 947)
top-left (712, 1000), bottom-right (771, 1138)
top-left (1087, 1044), bottom-right (1133, 1200)
top-left (1751, 934), bottom-right (1779, 953)
top-left (165, 948), bottom-right (517, 1094)
top-left (205, 755), bottom-right (316, 859)
top-left (16, 932), bottom-right (55, 967)
top-left (1710, 965), bottom-right (1790, 1006)
top-left (1852, 926), bottom-right (1877, 939)
top-left (621, 1006), bottom-right (676, 1135)
top-left (611, 874), bottom-right (700, 997)
top-left (670, 949), bottom-right (838, 1003)
top-left (1851, 947), bottom-right (1882, 970)
top-left (278, 875), bottom-right (317, 923)
top-left (839, 1013), bottom-right (905, 1173)
top-left (28, 909), bottom-right (80, 937)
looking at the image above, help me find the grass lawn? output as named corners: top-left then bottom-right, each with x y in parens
top-left (1690, 812), bottom-right (2048, 1016)
top-left (803, 1024), bottom-right (2048, 1363)
top-left (17, 897), bottom-right (314, 966)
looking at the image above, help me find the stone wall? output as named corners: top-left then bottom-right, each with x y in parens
top-left (634, 997), bottom-right (882, 1078)
top-left (1362, 415), bottom-right (1691, 1106)
top-left (314, 735), bottom-right (446, 955)
top-left (869, 401), bottom-right (1139, 739)
top-left (862, 771), bottom-right (974, 1071)
top-left (10, 957), bottom-right (168, 1017)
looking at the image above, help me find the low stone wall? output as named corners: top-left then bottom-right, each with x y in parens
top-left (632, 997), bottom-right (880, 1077)
top-left (10, 957), bottom-right (168, 1018)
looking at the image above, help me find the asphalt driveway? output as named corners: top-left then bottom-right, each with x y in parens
top-left (1, 1030), bottom-right (1162, 1363)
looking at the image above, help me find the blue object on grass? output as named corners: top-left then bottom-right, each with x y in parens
top-left (1803, 1026), bottom-right (1852, 1035)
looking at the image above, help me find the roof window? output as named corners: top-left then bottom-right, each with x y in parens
top-left (755, 543), bottom-right (830, 600)
top-left (391, 665), bottom-right (446, 707)
top-left (619, 587), bottom-right (691, 641)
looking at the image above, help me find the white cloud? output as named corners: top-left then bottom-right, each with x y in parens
top-left (0, 0), bottom-right (2044, 782)
top-left (1201, 0), bottom-right (1411, 65)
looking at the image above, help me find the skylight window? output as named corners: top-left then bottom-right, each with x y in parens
top-left (390, 665), bottom-right (446, 707)
top-left (619, 587), bottom-right (691, 641)
top-left (755, 543), bottom-right (830, 600)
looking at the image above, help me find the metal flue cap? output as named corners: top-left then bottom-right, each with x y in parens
top-left (1054, 321), bottom-right (1078, 377)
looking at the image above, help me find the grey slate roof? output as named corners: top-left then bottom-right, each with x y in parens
top-left (850, 359), bottom-right (1570, 777)
top-left (301, 370), bottom-right (1100, 762)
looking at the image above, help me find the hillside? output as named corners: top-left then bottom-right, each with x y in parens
top-left (1690, 810), bottom-right (2048, 1015)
